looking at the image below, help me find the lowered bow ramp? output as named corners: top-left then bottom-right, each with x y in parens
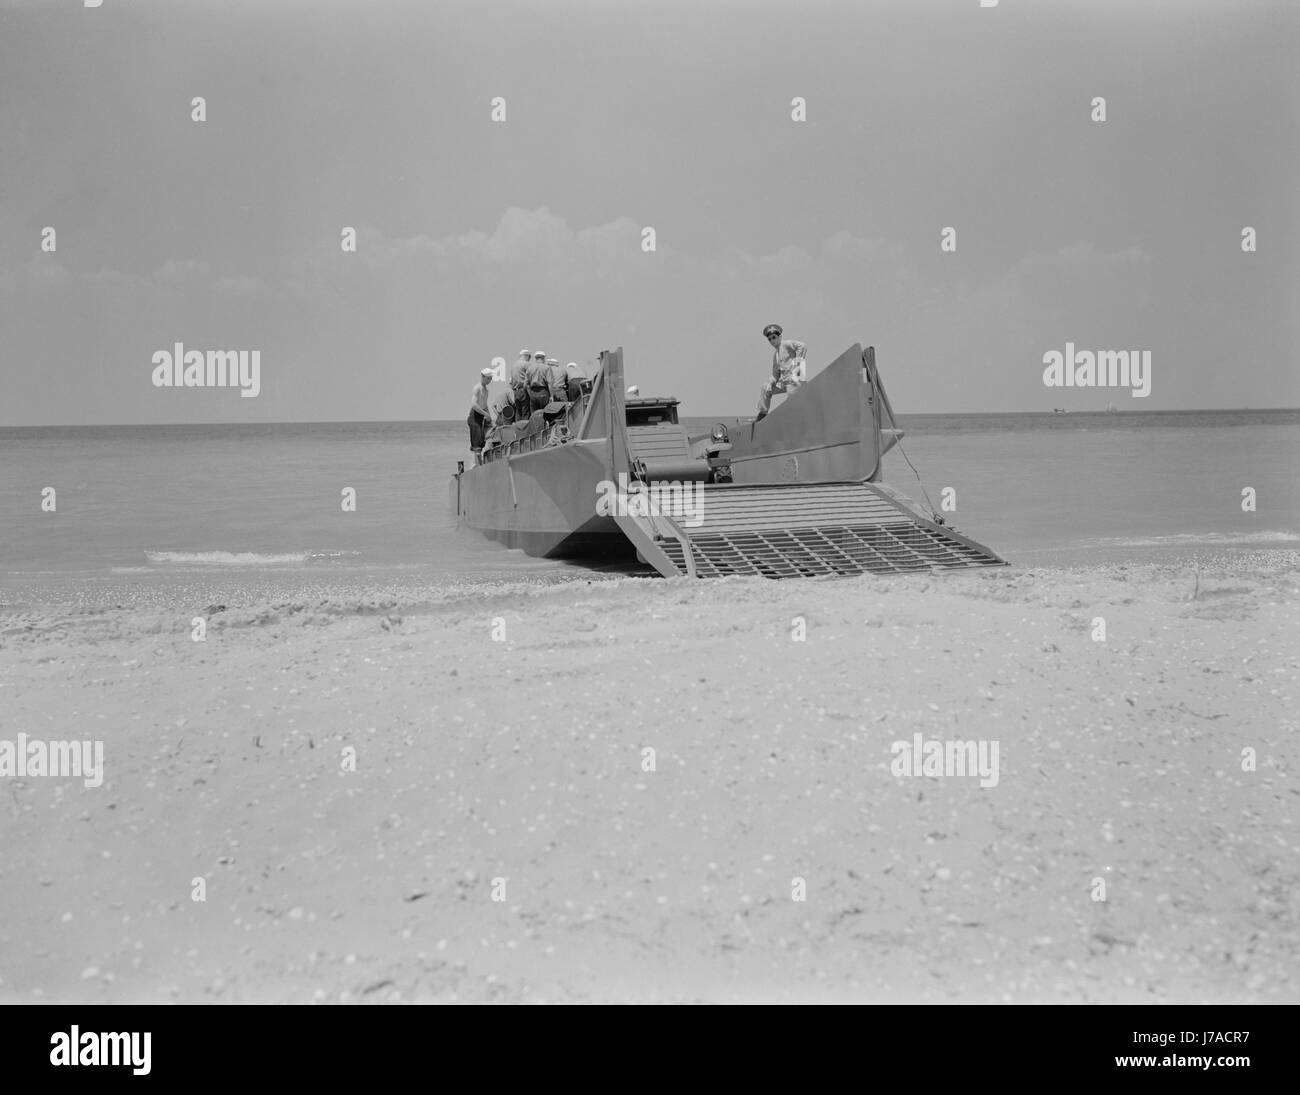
top-left (614, 481), bottom-right (1006, 578)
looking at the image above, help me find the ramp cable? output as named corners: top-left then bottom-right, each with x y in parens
top-left (893, 436), bottom-right (945, 526)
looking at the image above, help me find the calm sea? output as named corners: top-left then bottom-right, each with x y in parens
top-left (1, 411), bottom-right (1297, 580)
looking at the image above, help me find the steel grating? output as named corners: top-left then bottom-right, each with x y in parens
top-left (658, 522), bottom-right (1003, 578)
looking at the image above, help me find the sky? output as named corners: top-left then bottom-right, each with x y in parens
top-left (0, 0), bottom-right (1296, 425)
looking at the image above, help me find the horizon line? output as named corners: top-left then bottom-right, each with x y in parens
top-left (2, 407), bottom-right (1296, 429)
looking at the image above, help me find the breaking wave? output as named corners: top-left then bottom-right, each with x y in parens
top-left (144, 550), bottom-right (359, 566)
top-left (1081, 530), bottom-right (1300, 548)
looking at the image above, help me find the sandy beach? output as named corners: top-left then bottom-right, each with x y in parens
top-left (1, 552), bottom-right (1296, 1004)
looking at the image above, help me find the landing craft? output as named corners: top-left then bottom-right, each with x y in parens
top-left (450, 344), bottom-right (1006, 578)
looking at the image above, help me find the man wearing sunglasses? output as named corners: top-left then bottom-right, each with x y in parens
top-left (756, 323), bottom-right (808, 421)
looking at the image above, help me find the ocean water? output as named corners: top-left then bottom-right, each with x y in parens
top-left (1, 411), bottom-right (1296, 581)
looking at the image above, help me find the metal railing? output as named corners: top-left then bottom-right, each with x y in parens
top-left (483, 393), bottom-right (588, 462)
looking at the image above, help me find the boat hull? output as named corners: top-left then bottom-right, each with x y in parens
top-left (450, 436), bottom-right (631, 559)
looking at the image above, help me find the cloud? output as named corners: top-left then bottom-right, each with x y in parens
top-left (3, 209), bottom-right (910, 314)
top-left (152, 258), bottom-right (211, 283)
top-left (212, 274), bottom-right (265, 295)
top-left (303, 208), bottom-right (645, 286)
top-left (0, 207), bottom-right (1054, 418)
top-left (25, 257), bottom-right (71, 289)
top-left (1015, 241), bottom-right (1149, 278)
top-left (821, 231), bottom-right (905, 266)
top-left (81, 267), bottom-right (144, 289)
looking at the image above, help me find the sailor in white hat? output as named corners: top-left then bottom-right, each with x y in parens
top-left (563, 361), bottom-right (586, 401)
top-left (509, 350), bottom-right (532, 420)
top-left (468, 366), bottom-right (496, 463)
top-left (526, 350), bottom-right (553, 412)
top-left (545, 357), bottom-right (568, 402)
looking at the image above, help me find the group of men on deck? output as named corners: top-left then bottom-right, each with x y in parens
top-left (467, 350), bottom-right (588, 463)
top-left (512, 350), bottom-right (588, 417)
top-left (466, 325), bottom-right (809, 462)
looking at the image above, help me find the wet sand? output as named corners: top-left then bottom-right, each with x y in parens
top-left (1, 553), bottom-right (1297, 1003)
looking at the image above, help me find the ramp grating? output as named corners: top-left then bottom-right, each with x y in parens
top-left (658, 522), bottom-right (1003, 578)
